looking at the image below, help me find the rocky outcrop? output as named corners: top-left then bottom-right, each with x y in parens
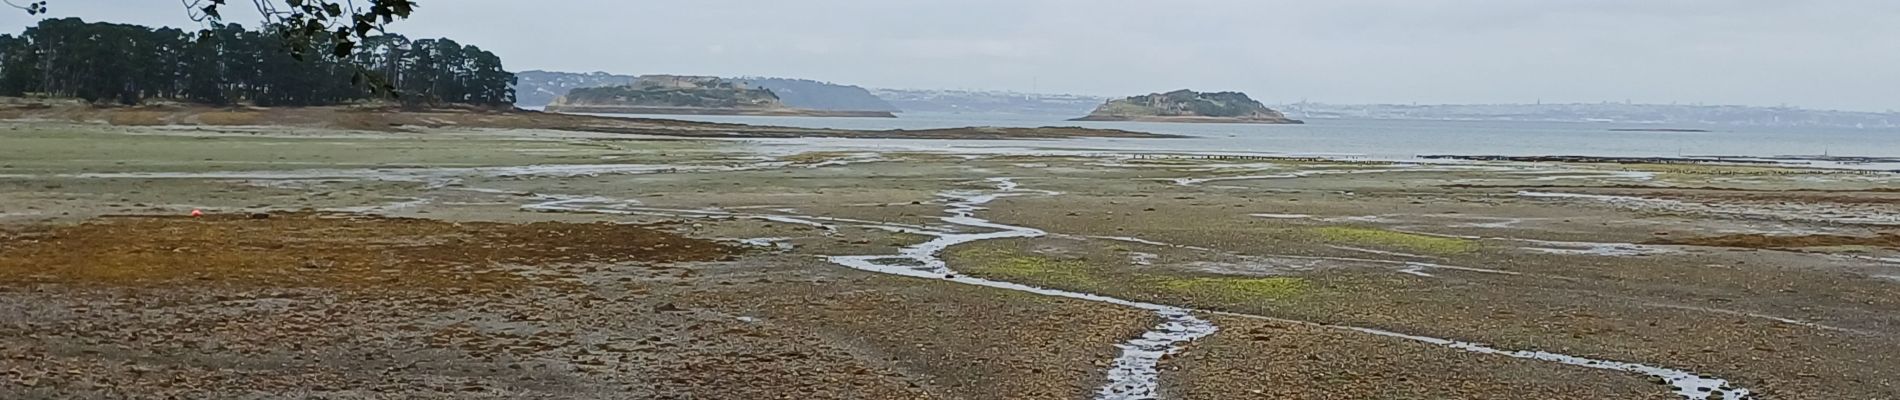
top-left (1070, 90), bottom-right (1301, 124)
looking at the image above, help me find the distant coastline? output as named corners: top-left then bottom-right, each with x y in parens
top-left (1609, 128), bottom-right (1711, 133)
top-left (544, 75), bottom-right (897, 118)
top-left (543, 105), bottom-right (895, 118)
top-left (1277, 102), bottom-right (1900, 129)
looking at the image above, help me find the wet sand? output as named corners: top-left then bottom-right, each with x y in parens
top-left (3, 122), bottom-right (1899, 399)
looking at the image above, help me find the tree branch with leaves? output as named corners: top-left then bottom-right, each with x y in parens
top-left (175, 0), bottom-right (415, 60)
top-left (1, 2), bottom-right (517, 107)
top-left (11, 0), bottom-right (421, 97)
top-left (13, 1), bottom-right (416, 58)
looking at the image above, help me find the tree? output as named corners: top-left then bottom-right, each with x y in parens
top-left (11, 0), bottom-right (421, 97)
top-left (0, 18), bottom-right (515, 107)
top-left (10, 0), bottom-right (416, 61)
top-left (0, 33), bottom-right (35, 96)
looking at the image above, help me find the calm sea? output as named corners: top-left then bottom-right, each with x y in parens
top-left (576, 112), bottom-right (1900, 162)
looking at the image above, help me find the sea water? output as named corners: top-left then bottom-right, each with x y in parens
top-left (576, 112), bottom-right (1900, 166)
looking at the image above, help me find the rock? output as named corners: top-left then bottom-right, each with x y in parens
top-left (653, 303), bottom-right (686, 312)
top-left (249, 212), bottom-right (271, 219)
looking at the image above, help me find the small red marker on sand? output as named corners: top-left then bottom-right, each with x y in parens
top-left (190, 209), bottom-right (204, 218)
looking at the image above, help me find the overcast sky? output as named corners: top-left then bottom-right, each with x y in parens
top-left (5, 1), bottom-right (1898, 111)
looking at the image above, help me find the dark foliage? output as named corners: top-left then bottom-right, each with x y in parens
top-left (1127, 89), bottom-right (1270, 117)
top-left (0, 18), bottom-right (514, 107)
top-left (16, 0), bottom-right (418, 63)
top-left (560, 77), bottom-right (782, 109)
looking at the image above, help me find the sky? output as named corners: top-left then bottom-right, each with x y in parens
top-left (4, 1), bottom-right (1899, 111)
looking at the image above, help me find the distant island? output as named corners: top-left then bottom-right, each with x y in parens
top-left (1071, 90), bottom-right (1302, 124)
top-left (517, 71), bottom-right (898, 115)
top-left (736, 77), bottom-right (900, 113)
top-left (544, 75), bottom-right (896, 117)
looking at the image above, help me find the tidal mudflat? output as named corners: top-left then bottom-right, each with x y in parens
top-left (3, 122), bottom-right (1897, 399)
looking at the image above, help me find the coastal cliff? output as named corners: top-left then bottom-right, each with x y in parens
top-left (1070, 90), bottom-right (1302, 124)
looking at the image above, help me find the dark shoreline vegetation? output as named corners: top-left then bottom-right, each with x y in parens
top-left (0, 18), bottom-right (514, 107)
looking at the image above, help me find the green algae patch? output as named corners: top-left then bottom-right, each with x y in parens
top-left (1309, 226), bottom-right (1478, 255)
top-left (951, 248), bottom-right (1105, 290)
top-left (1155, 276), bottom-right (1308, 301)
top-left (952, 245), bottom-right (1318, 308)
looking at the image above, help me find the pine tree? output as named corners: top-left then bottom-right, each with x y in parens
top-left (0, 18), bottom-right (515, 107)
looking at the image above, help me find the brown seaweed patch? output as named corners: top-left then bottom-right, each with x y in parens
top-left (0, 213), bottom-right (737, 291)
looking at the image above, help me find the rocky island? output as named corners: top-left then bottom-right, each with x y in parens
top-left (1070, 89), bottom-right (1302, 124)
top-left (544, 75), bottom-right (896, 117)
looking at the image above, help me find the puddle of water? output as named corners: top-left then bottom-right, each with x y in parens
top-left (736, 237), bottom-right (796, 251)
top-left (1337, 325), bottom-right (1751, 400)
top-left (1129, 252), bottom-right (1158, 266)
top-left (1398, 264), bottom-right (1436, 277)
top-left (1322, 215), bottom-right (1397, 223)
top-left (1403, 262), bottom-right (1525, 276)
top-left (1518, 239), bottom-right (1676, 257)
top-left (1089, 235), bottom-right (1213, 252)
top-left (1444, 217), bottom-right (1535, 229)
top-left (1249, 213), bottom-right (1313, 219)
top-left (759, 215), bottom-right (840, 233)
top-left (1330, 245), bottom-right (1440, 260)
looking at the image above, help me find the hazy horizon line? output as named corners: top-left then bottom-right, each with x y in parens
top-left (517, 69), bottom-right (1899, 114)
